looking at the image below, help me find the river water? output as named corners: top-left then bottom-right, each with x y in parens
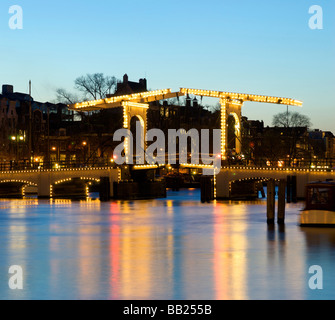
top-left (0, 189), bottom-right (334, 300)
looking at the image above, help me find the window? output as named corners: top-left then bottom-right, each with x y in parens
top-left (309, 187), bottom-right (329, 205)
top-left (60, 142), bottom-right (66, 152)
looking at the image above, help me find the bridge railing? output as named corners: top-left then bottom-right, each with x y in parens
top-left (225, 158), bottom-right (335, 170)
top-left (0, 157), bottom-right (334, 172)
top-left (0, 160), bottom-right (117, 171)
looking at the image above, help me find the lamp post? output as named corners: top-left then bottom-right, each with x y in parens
top-left (10, 136), bottom-right (17, 161)
top-left (82, 141), bottom-right (87, 165)
top-left (10, 134), bottom-right (25, 167)
top-left (28, 80), bottom-right (32, 164)
top-left (47, 107), bottom-right (50, 168)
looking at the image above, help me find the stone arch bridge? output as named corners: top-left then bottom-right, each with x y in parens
top-left (0, 167), bottom-right (119, 198)
top-left (216, 166), bottom-right (335, 199)
top-left (0, 165), bottom-right (333, 199)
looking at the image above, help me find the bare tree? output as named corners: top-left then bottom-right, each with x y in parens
top-left (272, 111), bottom-right (312, 128)
top-left (55, 88), bottom-right (79, 104)
top-left (74, 73), bottom-right (117, 100)
top-left (272, 111), bottom-right (312, 165)
top-left (56, 73), bottom-right (118, 105)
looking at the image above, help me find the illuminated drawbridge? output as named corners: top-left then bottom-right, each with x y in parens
top-left (68, 87), bottom-right (302, 161)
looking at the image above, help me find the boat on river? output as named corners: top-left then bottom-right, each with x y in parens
top-left (300, 180), bottom-right (335, 227)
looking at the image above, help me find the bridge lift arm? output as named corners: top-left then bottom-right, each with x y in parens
top-left (68, 89), bottom-right (185, 112)
top-left (180, 88), bottom-right (303, 107)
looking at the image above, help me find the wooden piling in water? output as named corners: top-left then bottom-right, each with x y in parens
top-left (291, 175), bottom-right (297, 203)
top-left (286, 175), bottom-right (292, 203)
top-left (277, 179), bottom-right (286, 224)
top-left (200, 176), bottom-right (213, 203)
top-left (267, 180), bottom-right (275, 224)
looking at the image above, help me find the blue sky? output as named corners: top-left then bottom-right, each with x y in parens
top-left (1, 0), bottom-right (334, 131)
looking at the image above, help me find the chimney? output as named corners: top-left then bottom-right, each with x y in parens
top-left (123, 74), bottom-right (128, 84)
top-left (2, 85), bottom-right (13, 95)
top-left (139, 78), bottom-right (147, 91)
top-left (186, 94), bottom-right (191, 107)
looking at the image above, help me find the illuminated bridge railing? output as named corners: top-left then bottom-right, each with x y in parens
top-left (221, 165), bottom-right (335, 174)
top-left (226, 158), bottom-right (335, 171)
top-left (0, 160), bottom-right (117, 172)
top-left (0, 158), bottom-right (334, 173)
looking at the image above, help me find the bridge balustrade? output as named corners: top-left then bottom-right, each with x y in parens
top-left (0, 160), bottom-right (117, 171)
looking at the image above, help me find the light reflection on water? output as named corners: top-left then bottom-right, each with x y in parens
top-left (0, 190), bottom-right (335, 300)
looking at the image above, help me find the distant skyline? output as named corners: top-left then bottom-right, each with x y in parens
top-left (1, 0), bottom-right (334, 132)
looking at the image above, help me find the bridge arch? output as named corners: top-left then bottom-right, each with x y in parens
top-left (53, 178), bottom-right (73, 185)
top-left (122, 102), bottom-right (148, 133)
top-left (50, 177), bottom-right (102, 198)
top-left (0, 179), bottom-right (38, 197)
top-left (0, 179), bottom-right (37, 186)
top-left (129, 114), bottom-right (146, 162)
top-left (228, 112), bottom-right (242, 154)
top-left (130, 114), bottom-right (145, 130)
top-left (229, 176), bottom-right (281, 199)
top-left (230, 177), bottom-right (281, 185)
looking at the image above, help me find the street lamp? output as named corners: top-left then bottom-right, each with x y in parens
top-left (10, 135), bottom-right (25, 162)
top-left (11, 135), bottom-right (24, 141)
top-left (82, 141), bottom-right (88, 164)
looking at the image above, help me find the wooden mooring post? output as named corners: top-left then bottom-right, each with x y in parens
top-left (267, 180), bottom-right (275, 224)
top-left (267, 179), bottom-right (286, 225)
top-left (277, 179), bottom-right (286, 224)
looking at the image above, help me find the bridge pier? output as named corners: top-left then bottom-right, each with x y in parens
top-left (216, 170), bottom-right (230, 199)
top-left (200, 176), bottom-right (214, 203)
top-left (108, 171), bottom-right (117, 198)
top-left (99, 177), bottom-right (110, 201)
top-left (38, 172), bottom-right (51, 198)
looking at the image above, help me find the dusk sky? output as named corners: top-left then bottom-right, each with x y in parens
top-left (1, 0), bottom-right (334, 132)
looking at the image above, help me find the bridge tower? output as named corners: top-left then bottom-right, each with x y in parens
top-left (122, 101), bottom-right (148, 133)
top-left (180, 88), bottom-right (302, 161)
top-left (220, 98), bottom-right (243, 156)
top-left (122, 101), bottom-right (149, 164)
